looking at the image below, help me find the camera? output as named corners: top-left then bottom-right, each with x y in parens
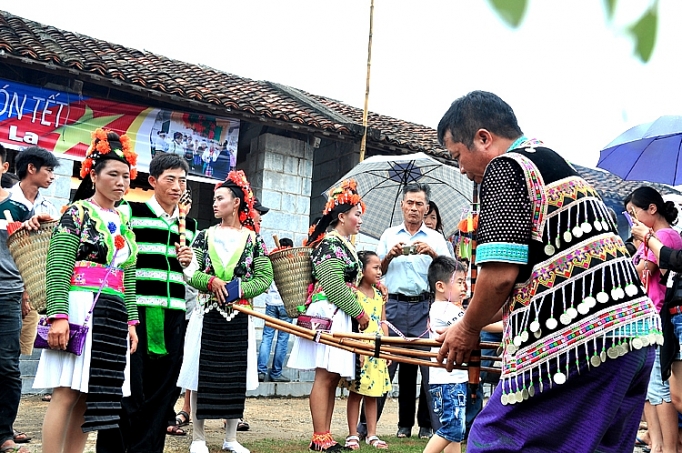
top-left (402, 244), bottom-right (416, 255)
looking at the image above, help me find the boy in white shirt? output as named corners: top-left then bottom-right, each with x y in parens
top-left (425, 256), bottom-right (468, 453)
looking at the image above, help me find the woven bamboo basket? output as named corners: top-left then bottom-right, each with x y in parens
top-left (7, 221), bottom-right (57, 313)
top-left (269, 246), bottom-right (313, 318)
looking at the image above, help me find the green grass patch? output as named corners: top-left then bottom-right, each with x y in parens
top-left (201, 437), bottom-right (434, 452)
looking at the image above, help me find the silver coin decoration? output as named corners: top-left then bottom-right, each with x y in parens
top-left (520, 331), bottom-right (529, 342)
top-left (594, 220), bottom-right (602, 231)
top-left (546, 318), bottom-right (558, 330)
top-left (632, 338), bottom-right (643, 350)
top-left (533, 330), bottom-right (542, 339)
top-left (599, 351), bottom-right (607, 362)
top-left (528, 385), bottom-right (536, 397)
top-left (584, 296), bottom-right (597, 308)
top-left (560, 313), bottom-right (571, 325)
top-left (617, 287), bottom-right (625, 299)
top-left (624, 284), bottom-right (638, 297)
top-left (572, 226), bottom-right (583, 239)
top-left (515, 391), bottom-right (524, 404)
top-left (601, 220), bottom-right (609, 231)
top-left (567, 307), bottom-right (578, 319)
top-left (507, 343), bottom-right (517, 355)
top-left (555, 237), bottom-right (561, 249)
top-left (641, 336), bottom-right (650, 347)
top-left (581, 222), bottom-right (592, 234)
top-left (501, 394), bottom-right (509, 405)
top-left (513, 336), bottom-right (523, 347)
top-left (577, 303), bottom-right (590, 315)
top-left (590, 355), bottom-right (601, 367)
top-left (610, 289), bottom-right (620, 300)
top-left (544, 244), bottom-right (556, 256)
top-left (563, 231), bottom-right (573, 243)
top-left (530, 320), bottom-right (540, 332)
top-left (596, 292), bottom-right (609, 303)
top-left (553, 372), bottom-right (567, 385)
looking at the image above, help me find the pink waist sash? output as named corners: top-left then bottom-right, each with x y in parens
top-left (71, 261), bottom-right (125, 294)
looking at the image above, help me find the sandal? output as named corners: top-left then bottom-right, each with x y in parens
top-left (175, 410), bottom-right (190, 427)
top-left (366, 436), bottom-right (388, 449)
top-left (309, 433), bottom-right (343, 452)
top-left (41, 394), bottom-right (52, 402)
top-left (12, 431), bottom-right (31, 444)
top-left (0, 445), bottom-right (30, 453)
top-left (345, 436), bottom-right (360, 451)
top-left (237, 419), bottom-right (250, 431)
top-left (166, 424), bottom-right (187, 436)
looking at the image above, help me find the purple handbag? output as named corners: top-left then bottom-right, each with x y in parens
top-left (34, 254), bottom-right (118, 356)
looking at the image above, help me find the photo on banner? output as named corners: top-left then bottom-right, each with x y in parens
top-left (0, 78), bottom-right (240, 181)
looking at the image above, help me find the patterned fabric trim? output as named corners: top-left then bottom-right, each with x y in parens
top-left (138, 243), bottom-right (178, 257)
top-left (545, 177), bottom-right (600, 213)
top-left (136, 295), bottom-right (186, 310)
top-left (498, 153), bottom-right (547, 242)
top-left (135, 269), bottom-right (184, 284)
top-left (130, 217), bottom-right (195, 240)
top-left (477, 242), bottom-right (529, 265)
top-left (509, 234), bottom-right (626, 311)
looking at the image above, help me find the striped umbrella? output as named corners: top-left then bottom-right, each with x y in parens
top-left (325, 152), bottom-right (474, 241)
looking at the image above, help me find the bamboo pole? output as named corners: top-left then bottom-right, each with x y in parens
top-left (358, 0), bottom-right (374, 162)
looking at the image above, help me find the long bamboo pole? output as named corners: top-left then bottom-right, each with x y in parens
top-left (358, 0), bottom-right (374, 162)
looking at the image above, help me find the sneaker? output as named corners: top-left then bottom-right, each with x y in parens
top-left (418, 427), bottom-right (433, 439)
top-left (222, 440), bottom-right (250, 453)
top-left (190, 440), bottom-right (209, 453)
top-left (269, 374), bottom-right (290, 382)
top-left (396, 426), bottom-right (411, 438)
top-left (257, 372), bottom-right (267, 382)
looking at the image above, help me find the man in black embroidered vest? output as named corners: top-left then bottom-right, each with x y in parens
top-left (97, 153), bottom-right (197, 453)
top-left (435, 91), bottom-right (659, 452)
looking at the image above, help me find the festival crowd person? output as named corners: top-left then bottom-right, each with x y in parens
top-left (632, 213), bottom-right (682, 413)
top-left (33, 129), bottom-right (140, 453)
top-left (257, 236), bottom-right (294, 383)
top-left (11, 147), bottom-right (61, 358)
top-left (424, 201), bottom-right (455, 257)
top-left (288, 179), bottom-right (370, 453)
top-left (0, 144), bottom-right (43, 453)
top-left (178, 170), bottom-right (272, 453)
top-left (342, 250), bottom-right (391, 450)
top-left (626, 187), bottom-right (682, 453)
top-left (359, 183), bottom-right (449, 440)
top-left (436, 91), bottom-right (660, 452)
top-left (96, 153), bottom-right (198, 453)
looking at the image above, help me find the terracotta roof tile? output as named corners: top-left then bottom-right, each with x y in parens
top-left (0, 10), bottom-right (451, 160)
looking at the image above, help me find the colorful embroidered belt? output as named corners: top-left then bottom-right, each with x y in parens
top-left (70, 260), bottom-right (125, 298)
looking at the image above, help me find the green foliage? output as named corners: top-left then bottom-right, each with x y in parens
top-left (629, 6), bottom-right (658, 62)
top-left (604, 0), bottom-right (617, 19)
top-left (488, 0), bottom-right (661, 63)
top-left (488, 0), bottom-right (528, 27)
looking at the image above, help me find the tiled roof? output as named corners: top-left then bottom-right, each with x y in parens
top-left (0, 10), bottom-right (447, 157)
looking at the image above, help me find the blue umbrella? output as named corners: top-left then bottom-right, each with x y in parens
top-left (597, 115), bottom-right (682, 185)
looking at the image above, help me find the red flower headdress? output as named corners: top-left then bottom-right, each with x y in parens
top-left (80, 128), bottom-right (138, 180)
top-left (305, 178), bottom-right (364, 246)
top-left (215, 170), bottom-right (257, 231)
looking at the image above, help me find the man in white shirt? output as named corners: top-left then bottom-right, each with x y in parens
top-left (359, 183), bottom-right (450, 440)
top-left (10, 146), bottom-right (61, 357)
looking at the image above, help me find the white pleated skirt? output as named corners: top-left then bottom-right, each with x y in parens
top-left (287, 300), bottom-right (355, 378)
top-left (177, 306), bottom-right (258, 391)
top-left (33, 290), bottom-right (131, 396)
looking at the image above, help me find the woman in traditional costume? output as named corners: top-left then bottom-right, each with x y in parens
top-left (178, 170), bottom-right (272, 453)
top-left (288, 179), bottom-right (371, 452)
top-left (34, 128), bottom-right (139, 453)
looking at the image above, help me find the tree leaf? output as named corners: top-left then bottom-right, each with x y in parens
top-left (604, 0), bottom-right (617, 20)
top-left (488, 0), bottom-right (528, 28)
top-left (628, 6), bottom-right (658, 62)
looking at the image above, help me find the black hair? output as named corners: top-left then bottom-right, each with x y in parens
top-left (624, 238), bottom-right (637, 257)
top-left (73, 131), bottom-right (130, 202)
top-left (403, 183), bottom-right (431, 204)
top-left (437, 90), bottom-right (523, 149)
top-left (0, 143), bottom-right (6, 163)
top-left (428, 255), bottom-right (466, 294)
top-left (149, 153), bottom-right (189, 179)
top-left (1, 172), bottom-right (19, 189)
top-left (280, 238), bottom-right (294, 248)
top-left (358, 250), bottom-right (379, 269)
top-left (426, 201), bottom-right (444, 234)
top-left (624, 186), bottom-right (678, 226)
top-left (15, 146), bottom-right (60, 180)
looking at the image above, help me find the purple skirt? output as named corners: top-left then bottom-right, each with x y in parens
top-left (468, 345), bottom-right (654, 453)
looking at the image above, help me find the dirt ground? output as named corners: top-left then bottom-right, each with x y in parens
top-left (14, 394), bottom-right (402, 453)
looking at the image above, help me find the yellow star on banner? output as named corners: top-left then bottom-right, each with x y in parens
top-left (51, 106), bottom-right (122, 155)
